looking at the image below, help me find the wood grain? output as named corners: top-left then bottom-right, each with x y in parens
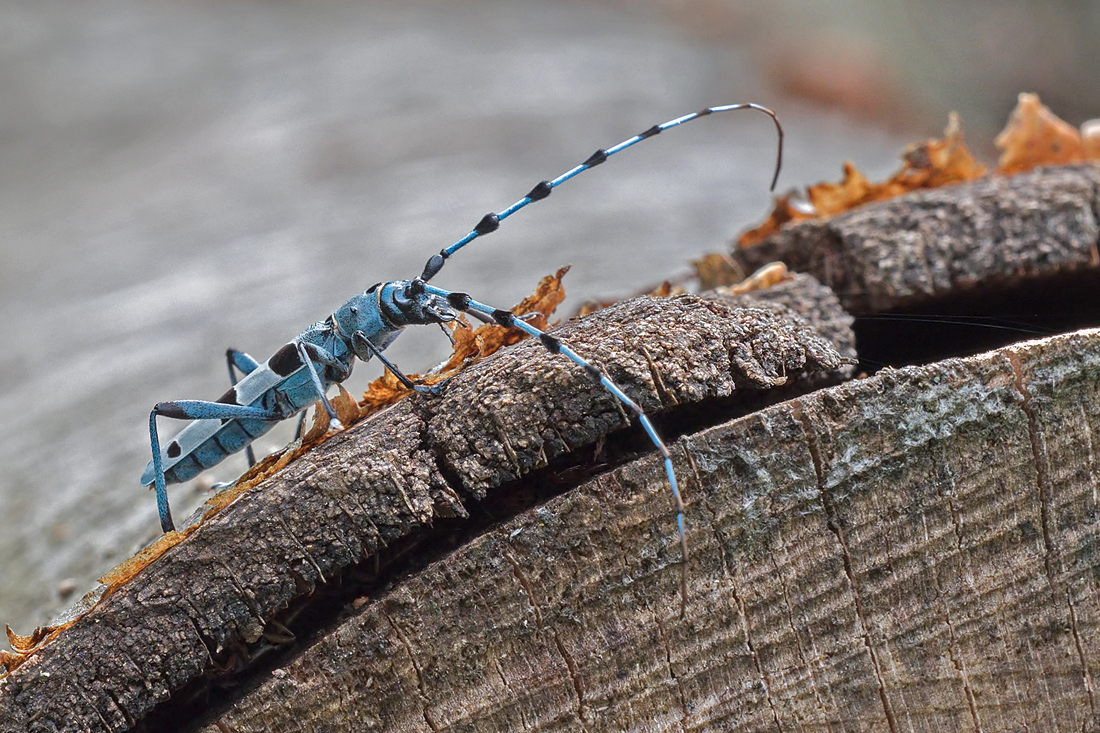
top-left (202, 327), bottom-right (1100, 733)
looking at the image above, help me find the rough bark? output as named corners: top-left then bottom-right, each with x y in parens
top-left (733, 165), bottom-right (1100, 314)
top-left (6, 165), bottom-right (1100, 732)
top-left (0, 276), bottom-right (853, 733)
top-left (200, 327), bottom-right (1100, 733)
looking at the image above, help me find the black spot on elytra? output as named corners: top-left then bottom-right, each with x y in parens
top-left (270, 343), bottom-right (302, 377)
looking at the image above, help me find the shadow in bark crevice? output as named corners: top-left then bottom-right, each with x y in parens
top-left (854, 269), bottom-right (1100, 373)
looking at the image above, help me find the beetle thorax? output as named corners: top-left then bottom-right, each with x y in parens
top-left (333, 288), bottom-right (393, 344)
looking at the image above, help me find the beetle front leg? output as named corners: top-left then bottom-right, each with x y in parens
top-left (296, 343), bottom-right (344, 431)
top-left (353, 332), bottom-right (448, 395)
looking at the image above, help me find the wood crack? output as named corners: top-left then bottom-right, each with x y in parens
top-left (1067, 594), bottom-right (1098, 723)
top-left (690, 446), bottom-right (785, 732)
top-left (214, 559), bottom-right (265, 627)
top-left (503, 552), bottom-right (543, 632)
top-left (325, 468), bottom-right (388, 552)
top-left (1005, 350), bottom-right (1057, 581)
top-left (731, 577), bottom-right (785, 733)
top-left (769, 547), bottom-right (836, 733)
top-left (504, 551), bottom-right (590, 731)
top-left (653, 614), bottom-right (689, 733)
top-left (74, 682), bottom-right (115, 732)
top-left (274, 513), bottom-right (327, 585)
top-left (640, 344), bottom-right (675, 408)
top-left (793, 402), bottom-right (900, 733)
top-left (380, 608), bottom-right (439, 733)
top-left (931, 555), bottom-right (984, 733)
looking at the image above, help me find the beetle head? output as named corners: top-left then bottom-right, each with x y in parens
top-left (384, 279), bottom-right (458, 327)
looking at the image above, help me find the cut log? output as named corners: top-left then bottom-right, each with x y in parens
top-left (8, 164), bottom-right (1100, 732)
top-left (0, 276), bottom-right (853, 733)
top-left (199, 326), bottom-right (1100, 733)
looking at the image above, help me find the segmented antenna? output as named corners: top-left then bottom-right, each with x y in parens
top-left (417, 103), bottom-right (784, 283)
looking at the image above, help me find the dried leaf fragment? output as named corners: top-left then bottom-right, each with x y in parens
top-left (692, 252), bottom-right (747, 290)
top-left (0, 650), bottom-right (23, 675)
top-left (6, 624), bottom-right (53, 654)
top-left (1, 623), bottom-right (67, 675)
top-left (720, 262), bottom-right (791, 295)
top-left (358, 368), bottom-right (419, 417)
top-left (437, 265), bottom-right (570, 373)
top-left (892, 112), bottom-right (988, 190)
top-left (735, 193), bottom-right (815, 247)
top-left (301, 384), bottom-right (362, 445)
top-left (804, 161), bottom-right (876, 218)
top-left (995, 93), bottom-right (1084, 175)
top-left (739, 113), bottom-right (985, 245)
top-left (98, 529), bottom-right (190, 590)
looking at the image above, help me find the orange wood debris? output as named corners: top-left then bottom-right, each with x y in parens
top-left (692, 252), bottom-right (747, 291)
top-left (2, 624), bottom-right (63, 675)
top-left (739, 112), bottom-right (986, 246)
top-left (739, 94), bottom-right (1100, 247)
top-left (358, 266), bottom-right (570, 418)
top-left (995, 92), bottom-right (1098, 174)
top-left (721, 262), bottom-right (791, 295)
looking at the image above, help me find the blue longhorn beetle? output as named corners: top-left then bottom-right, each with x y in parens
top-left (142, 103), bottom-right (784, 572)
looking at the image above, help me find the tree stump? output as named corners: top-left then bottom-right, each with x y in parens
top-left (203, 327), bottom-right (1100, 733)
top-left (3, 165), bottom-right (1099, 732)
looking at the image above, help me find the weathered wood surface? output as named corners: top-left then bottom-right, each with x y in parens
top-left (9, 165), bottom-right (1100, 732)
top-left (202, 327), bottom-right (1100, 733)
top-left (733, 165), bottom-right (1100, 314)
top-left (0, 276), bottom-right (853, 733)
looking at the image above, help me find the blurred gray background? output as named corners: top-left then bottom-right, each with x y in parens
top-left (1, 0), bottom-right (1097, 636)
